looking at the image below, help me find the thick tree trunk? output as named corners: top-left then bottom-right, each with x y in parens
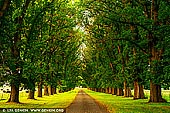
top-left (117, 88), bottom-right (123, 96)
top-left (7, 83), bottom-right (19, 103)
top-left (133, 80), bottom-right (139, 99)
top-left (134, 79), bottom-right (145, 99)
top-left (44, 85), bottom-right (49, 96)
top-left (149, 80), bottom-right (166, 102)
top-left (27, 90), bottom-right (35, 99)
top-left (7, 0), bottom-right (31, 103)
top-left (7, 10), bottom-right (21, 103)
top-left (37, 81), bottom-right (42, 97)
top-left (147, 0), bottom-right (167, 103)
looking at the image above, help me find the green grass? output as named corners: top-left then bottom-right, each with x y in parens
top-left (85, 89), bottom-right (170, 113)
top-left (0, 89), bottom-right (78, 109)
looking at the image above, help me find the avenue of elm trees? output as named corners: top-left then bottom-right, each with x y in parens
top-left (0, 0), bottom-right (170, 103)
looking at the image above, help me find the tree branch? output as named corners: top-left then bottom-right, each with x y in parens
top-left (0, 0), bottom-right (11, 17)
top-left (111, 38), bottom-right (148, 54)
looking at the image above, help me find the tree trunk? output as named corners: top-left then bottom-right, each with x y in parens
top-left (127, 87), bottom-right (132, 97)
top-left (96, 88), bottom-right (99, 92)
top-left (134, 79), bottom-right (145, 99)
top-left (7, 0), bottom-right (31, 103)
top-left (28, 82), bottom-right (35, 99)
top-left (48, 85), bottom-right (53, 95)
top-left (124, 82), bottom-right (132, 97)
top-left (105, 88), bottom-right (109, 93)
top-left (147, 0), bottom-right (167, 103)
top-left (138, 84), bottom-right (145, 99)
top-left (7, 10), bottom-right (21, 104)
top-left (98, 88), bottom-right (101, 92)
top-left (149, 80), bottom-right (166, 102)
top-left (105, 88), bottom-right (108, 93)
top-left (117, 88), bottom-right (123, 96)
top-left (99, 88), bottom-right (101, 92)
top-left (37, 81), bottom-right (42, 97)
top-left (102, 88), bottom-right (105, 93)
top-left (7, 83), bottom-right (19, 103)
top-left (111, 88), bottom-right (117, 95)
top-left (44, 85), bottom-right (49, 96)
top-left (108, 87), bottom-right (112, 94)
top-left (133, 80), bottom-right (139, 99)
top-left (52, 87), bottom-right (57, 94)
top-left (27, 90), bottom-right (35, 99)
top-left (0, 0), bottom-right (11, 17)
top-left (124, 81), bottom-right (128, 97)
top-left (100, 88), bottom-right (102, 92)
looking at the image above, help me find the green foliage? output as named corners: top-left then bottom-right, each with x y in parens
top-left (0, 0), bottom-right (81, 93)
top-left (81, 0), bottom-right (170, 90)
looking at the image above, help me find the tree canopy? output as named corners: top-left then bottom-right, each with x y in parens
top-left (0, 0), bottom-right (170, 103)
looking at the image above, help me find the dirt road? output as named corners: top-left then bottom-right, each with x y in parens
top-left (66, 90), bottom-right (109, 113)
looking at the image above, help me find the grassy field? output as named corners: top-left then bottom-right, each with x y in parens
top-left (85, 89), bottom-right (170, 113)
top-left (0, 89), bottom-right (78, 113)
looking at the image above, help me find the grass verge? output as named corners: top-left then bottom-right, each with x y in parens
top-left (85, 89), bottom-right (170, 113)
top-left (0, 89), bottom-right (78, 112)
